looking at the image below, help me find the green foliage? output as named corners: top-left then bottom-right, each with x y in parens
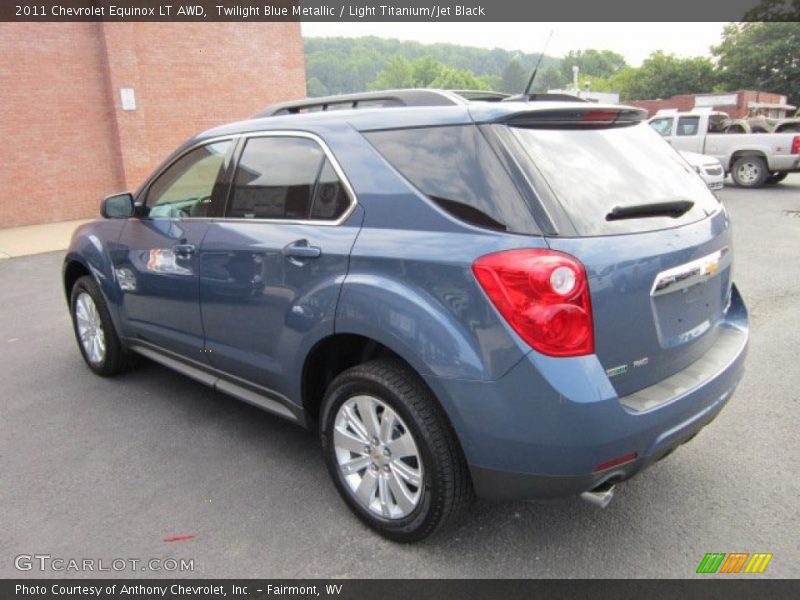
top-left (743, 0), bottom-right (800, 20)
top-left (560, 49), bottom-right (627, 81)
top-left (534, 66), bottom-right (568, 93)
top-left (500, 60), bottom-right (528, 94)
top-left (303, 32), bottom-right (799, 106)
top-left (712, 22), bottom-right (800, 106)
top-left (614, 51), bottom-right (717, 101)
top-left (304, 36), bottom-right (559, 96)
top-left (367, 55), bottom-right (489, 91)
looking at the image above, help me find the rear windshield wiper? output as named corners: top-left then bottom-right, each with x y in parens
top-left (606, 200), bottom-right (694, 221)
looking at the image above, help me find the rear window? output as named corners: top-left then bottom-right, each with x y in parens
top-left (363, 125), bottom-right (540, 234)
top-left (507, 122), bottom-right (720, 236)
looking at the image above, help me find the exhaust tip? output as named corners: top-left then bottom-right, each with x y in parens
top-left (580, 482), bottom-right (616, 508)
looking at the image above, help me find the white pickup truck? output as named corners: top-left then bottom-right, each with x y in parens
top-left (648, 109), bottom-right (800, 187)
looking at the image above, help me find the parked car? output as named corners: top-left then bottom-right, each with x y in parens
top-left (680, 151), bottom-right (725, 191)
top-left (648, 109), bottom-right (800, 187)
top-left (64, 89), bottom-right (749, 542)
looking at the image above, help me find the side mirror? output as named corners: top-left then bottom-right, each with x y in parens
top-left (101, 192), bottom-right (134, 219)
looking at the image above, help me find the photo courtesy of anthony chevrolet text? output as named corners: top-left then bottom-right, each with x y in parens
top-left (1, 0), bottom-right (798, 598)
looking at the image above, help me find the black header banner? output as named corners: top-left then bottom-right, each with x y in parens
top-left (2, 0), bottom-right (799, 22)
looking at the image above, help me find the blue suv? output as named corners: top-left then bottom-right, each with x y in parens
top-left (64, 90), bottom-right (748, 541)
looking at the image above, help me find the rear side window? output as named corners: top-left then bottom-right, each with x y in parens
top-left (227, 136), bottom-right (350, 221)
top-left (676, 116), bottom-right (700, 136)
top-left (507, 122), bottom-right (720, 236)
top-left (364, 125), bottom-right (539, 234)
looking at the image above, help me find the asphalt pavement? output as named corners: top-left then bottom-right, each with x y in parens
top-left (1, 176), bottom-right (799, 578)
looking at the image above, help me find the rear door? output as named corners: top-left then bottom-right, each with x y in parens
top-left (500, 119), bottom-right (732, 396)
top-left (113, 139), bottom-right (234, 358)
top-left (199, 133), bottom-right (361, 396)
top-left (671, 115), bottom-right (704, 153)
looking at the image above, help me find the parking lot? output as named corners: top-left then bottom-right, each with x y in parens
top-left (1, 176), bottom-right (799, 578)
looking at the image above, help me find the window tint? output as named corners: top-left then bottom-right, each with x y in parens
top-left (310, 160), bottom-right (350, 220)
top-left (508, 122), bottom-right (720, 236)
top-left (364, 125), bottom-right (538, 234)
top-left (228, 137), bottom-right (325, 220)
top-left (649, 118), bottom-right (673, 137)
top-left (146, 141), bottom-right (232, 218)
top-left (676, 116), bottom-right (700, 136)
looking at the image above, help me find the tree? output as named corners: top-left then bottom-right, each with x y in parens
top-left (369, 56), bottom-right (488, 91)
top-left (306, 77), bottom-right (329, 97)
top-left (368, 55), bottom-right (416, 90)
top-left (617, 51), bottom-right (717, 101)
top-left (533, 66), bottom-right (567, 93)
top-left (429, 65), bottom-right (489, 90)
top-left (712, 22), bottom-right (800, 106)
top-left (500, 60), bottom-right (527, 93)
top-left (304, 36), bottom-right (560, 95)
top-left (560, 49), bottom-right (627, 81)
top-left (743, 0), bottom-right (800, 20)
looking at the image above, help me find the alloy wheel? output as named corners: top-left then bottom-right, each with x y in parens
top-left (333, 395), bottom-right (424, 519)
top-left (75, 292), bottom-right (106, 364)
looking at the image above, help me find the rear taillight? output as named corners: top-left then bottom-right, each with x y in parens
top-left (791, 136), bottom-right (800, 154)
top-left (472, 249), bottom-right (594, 357)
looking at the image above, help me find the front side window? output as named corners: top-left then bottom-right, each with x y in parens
top-left (227, 136), bottom-right (350, 221)
top-left (676, 116), bottom-right (700, 136)
top-left (649, 118), bottom-right (673, 137)
top-left (146, 141), bottom-right (232, 218)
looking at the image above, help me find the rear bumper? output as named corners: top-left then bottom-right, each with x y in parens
top-left (425, 285), bottom-right (748, 501)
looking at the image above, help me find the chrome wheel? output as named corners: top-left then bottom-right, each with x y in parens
top-left (333, 395), bottom-right (423, 519)
top-left (736, 161), bottom-right (761, 185)
top-left (75, 292), bottom-right (105, 365)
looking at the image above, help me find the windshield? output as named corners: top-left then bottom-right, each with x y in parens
top-left (507, 122), bottom-right (720, 236)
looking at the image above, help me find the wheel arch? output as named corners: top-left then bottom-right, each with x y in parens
top-left (729, 149), bottom-right (769, 170)
top-left (301, 333), bottom-right (427, 426)
top-left (63, 257), bottom-right (92, 303)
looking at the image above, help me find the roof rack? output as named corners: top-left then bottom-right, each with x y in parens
top-left (255, 89), bottom-right (468, 118)
top-left (255, 88), bottom-right (591, 119)
top-left (503, 92), bottom-right (589, 103)
top-left (451, 90), bottom-right (511, 102)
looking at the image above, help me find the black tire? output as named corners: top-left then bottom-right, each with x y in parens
top-left (69, 275), bottom-right (133, 376)
top-left (731, 156), bottom-right (768, 188)
top-left (320, 359), bottom-right (472, 542)
top-left (765, 172), bottom-right (788, 185)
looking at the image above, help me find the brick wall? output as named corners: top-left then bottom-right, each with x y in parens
top-left (0, 22), bottom-right (305, 228)
top-left (629, 90), bottom-right (789, 120)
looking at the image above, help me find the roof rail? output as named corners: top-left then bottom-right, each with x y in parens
top-left (255, 89), bottom-right (468, 118)
top-left (451, 90), bottom-right (511, 102)
top-left (503, 92), bottom-right (589, 103)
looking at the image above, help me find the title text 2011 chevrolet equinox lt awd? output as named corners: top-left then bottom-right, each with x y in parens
top-left (64, 90), bottom-right (748, 542)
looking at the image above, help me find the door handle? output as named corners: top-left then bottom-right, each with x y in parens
top-left (282, 240), bottom-right (321, 260)
top-left (174, 243), bottom-right (196, 259)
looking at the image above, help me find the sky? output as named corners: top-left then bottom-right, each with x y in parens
top-left (300, 22), bottom-right (729, 66)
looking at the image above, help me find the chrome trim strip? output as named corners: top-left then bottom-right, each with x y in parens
top-left (215, 379), bottom-right (297, 422)
top-left (213, 130), bottom-right (358, 227)
top-left (650, 247), bottom-right (730, 297)
top-left (134, 131), bottom-right (358, 227)
top-left (128, 340), bottom-right (304, 425)
top-left (620, 325), bottom-right (746, 413)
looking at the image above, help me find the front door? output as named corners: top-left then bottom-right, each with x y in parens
top-left (113, 139), bottom-right (234, 359)
top-left (199, 134), bottom-right (361, 398)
